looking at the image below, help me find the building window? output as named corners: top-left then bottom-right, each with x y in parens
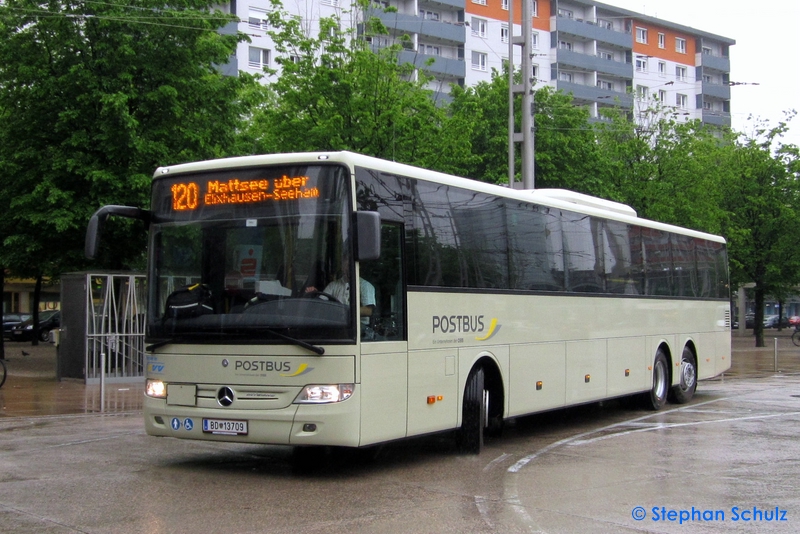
top-left (248, 8), bottom-right (269, 30)
top-left (248, 46), bottom-right (270, 69)
top-left (635, 58), bottom-right (647, 72)
top-left (471, 17), bottom-right (488, 38)
top-left (501, 24), bottom-right (509, 43)
top-left (472, 0), bottom-right (487, 5)
top-left (636, 27), bottom-right (648, 44)
top-left (658, 90), bottom-right (667, 102)
top-left (675, 65), bottom-right (687, 81)
top-left (532, 64), bottom-right (539, 80)
top-left (559, 40), bottom-right (573, 51)
top-left (558, 8), bottom-right (573, 18)
top-left (471, 51), bottom-right (487, 71)
top-left (532, 0), bottom-right (538, 17)
top-left (597, 79), bottom-right (614, 91)
top-left (422, 44), bottom-right (440, 56)
top-left (532, 32), bottom-right (539, 49)
top-left (320, 0), bottom-right (340, 6)
top-left (702, 46), bottom-right (713, 55)
top-left (502, 0), bottom-right (509, 10)
top-left (598, 18), bottom-right (613, 30)
top-left (658, 61), bottom-right (666, 75)
top-left (636, 85), bottom-right (649, 99)
top-left (559, 71), bottom-right (573, 82)
top-left (676, 37), bottom-right (686, 54)
top-left (420, 10), bottom-right (440, 21)
top-left (703, 101), bottom-right (712, 110)
top-left (598, 50), bottom-right (614, 61)
top-left (676, 93), bottom-right (688, 108)
top-left (658, 33), bottom-right (665, 49)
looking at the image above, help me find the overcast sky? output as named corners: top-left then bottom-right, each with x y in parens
top-left (608, 0), bottom-right (799, 146)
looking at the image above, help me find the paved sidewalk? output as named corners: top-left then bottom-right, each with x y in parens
top-left (0, 329), bottom-right (798, 418)
top-left (0, 341), bottom-right (143, 417)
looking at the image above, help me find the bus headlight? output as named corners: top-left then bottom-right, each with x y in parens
top-left (146, 379), bottom-right (167, 398)
top-left (294, 384), bottom-right (354, 404)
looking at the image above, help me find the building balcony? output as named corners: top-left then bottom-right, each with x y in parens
top-left (699, 53), bottom-right (730, 73)
top-left (398, 50), bottom-right (466, 78)
top-left (701, 81), bottom-right (731, 100)
top-left (557, 81), bottom-right (633, 107)
top-left (556, 49), bottom-right (632, 78)
top-left (420, 0), bottom-right (464, 10)
top-left (554, 16), bottom-right (632, 49)
top-left (373, 12), bottom-right (466, 45)
top-left (702, 110), bottom-right (731, 127)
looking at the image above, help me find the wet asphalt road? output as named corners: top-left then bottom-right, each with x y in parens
top-left (1, 372), bottom-right (799, 533)
top-left (2, 333), bottom-right (800, 533)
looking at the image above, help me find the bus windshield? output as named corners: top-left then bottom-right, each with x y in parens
top-left (147, 163), bottom-right (355, 344)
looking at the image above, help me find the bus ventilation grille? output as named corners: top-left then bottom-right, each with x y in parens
top-left (724, 310), bottom-right (731, 328)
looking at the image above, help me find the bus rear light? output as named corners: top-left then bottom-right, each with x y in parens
top-left (536, 381), bottom-right (543, 390)
top-left (427, 395), bottom-right (444, 404)
top-left (294, 384), bottom-right (354, 404)
top-left (146, 379), bottom-right (167, 398)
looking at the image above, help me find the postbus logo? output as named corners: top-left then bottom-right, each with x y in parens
top-left (231, 360), bottom-right (314, 377)
top-left (432, 315), bottom-right (501, 341)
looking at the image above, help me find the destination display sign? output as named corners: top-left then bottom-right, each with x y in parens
top-left (169, 175), bottom-right (320, 211)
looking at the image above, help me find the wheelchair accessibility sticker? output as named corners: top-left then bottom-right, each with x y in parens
top-left (171, 418), bottom-right (194, 431)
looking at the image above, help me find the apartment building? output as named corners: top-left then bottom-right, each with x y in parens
top-left (222, 0), bottom-right (734, 126)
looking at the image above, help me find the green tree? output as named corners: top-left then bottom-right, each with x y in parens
top-left (239, 1), bottom-right (473, 174)
top-left (594, 101), bottom-right (729, 234)
top-left (0, 0), bottom-right (255, 344)
top-left (721, 118), bottom-right (800, 346)
top-left (448, 69), bottom-right (601, 189)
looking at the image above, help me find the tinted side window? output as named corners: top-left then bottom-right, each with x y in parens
top-left (506, 201), bottom-right (563, 291)
top-left (408, 180), bottom-right (508, 289)
top-left (642, 228), bottom-right (672, 296)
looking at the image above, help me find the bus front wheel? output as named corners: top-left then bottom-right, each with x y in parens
top-left (456, 366), bottom-right (486, 454)
top-left (645, 349), bottom-right (669, 410)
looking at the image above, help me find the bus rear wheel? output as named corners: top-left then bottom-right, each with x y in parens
top-left (644, 349), bottom-right (669, 410)
top-left (456, 366), bottom-right (486, 454)
top-left (669, 346), bottom-right (697, 404)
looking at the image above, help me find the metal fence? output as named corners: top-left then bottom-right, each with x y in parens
top-left (85, 273), bottom-right (146, 384)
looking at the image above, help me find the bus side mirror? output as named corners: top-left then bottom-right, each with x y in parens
top-left (85, 205), bottom-right (151, 259)
top-left (354, 211), bottom-right (381, 261)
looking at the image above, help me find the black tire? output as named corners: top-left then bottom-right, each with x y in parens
top-left (669, 346), bottom-right (697, 404)
top-left (0, 359), bottom-right (6, 388)
top-left (38, 329), bottom-right (50, 342)
top-left (644, 349), bottom-right (669, 410)
top-left (792, 329), bottom-right (800, 347)
top-left (456, 366), bottom-right (485, 454)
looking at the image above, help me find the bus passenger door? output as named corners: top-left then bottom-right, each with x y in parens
top-left (358, 223), bottom-right (409, 446)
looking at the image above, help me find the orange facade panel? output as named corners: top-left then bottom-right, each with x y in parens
top-left (465, 0), bottom-right (550, 30)
top-left (630, 19), bottom-right (697, 65)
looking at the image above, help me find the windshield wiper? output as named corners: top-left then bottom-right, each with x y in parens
top-left (257, 328), bottom-right (325, 355)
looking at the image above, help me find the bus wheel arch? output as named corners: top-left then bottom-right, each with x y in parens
top-left (456, 357), bottom-right (504, 454)
top-left (644, 344), bottom-right (671, 410)
top-left (669, 342), bottom-right (698, 404)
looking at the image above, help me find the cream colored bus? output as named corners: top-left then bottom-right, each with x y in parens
top-left (86, 151), bottom-right (731, 453)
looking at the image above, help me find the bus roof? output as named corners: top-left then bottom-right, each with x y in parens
top-left (154, 151), bottom-right (726, 244)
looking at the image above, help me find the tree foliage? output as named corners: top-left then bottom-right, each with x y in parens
top-left (237, 1), bottom-right (474, 174)
top-left (0, 0), bottom-right (255, 277)
top-left (720, 117), bottom-right (800, 345)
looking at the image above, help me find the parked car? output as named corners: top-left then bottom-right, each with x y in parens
top-left (10, 310), bottom-right (60, 342)
top-left (3, 313), bottom-right (31, 339)
top-left (763, 315), bottom-right (780, 328)
top-left (745, 314), bottom-right (755, 329)
top-left (789, 316), bottom-right (800, 327)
